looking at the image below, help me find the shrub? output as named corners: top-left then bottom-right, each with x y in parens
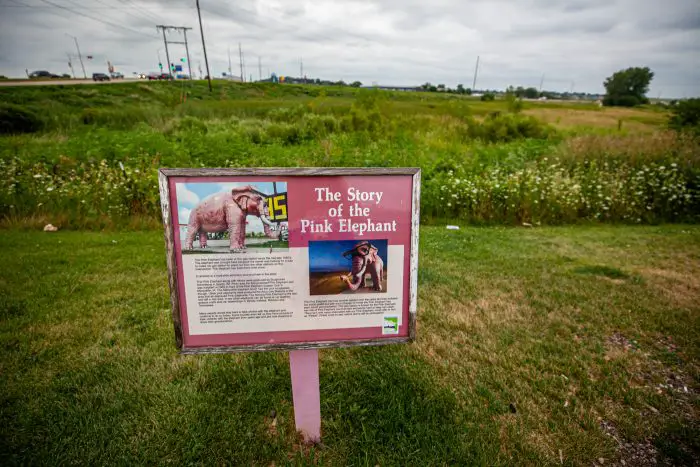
top-left (81, 107), bottom-right (101, 125)
top-left (301, 113), bottom-right (339, 138)
top-left (173, 116), bottom-right (208, 135)
top-left (267, 105), bottom-right (308, 122)
top-left (265, 122), bottom-right (305, 145)
top-left (669, 98), bottom-right (700, 133)
top-left (0, 103), bottom-right (42, 134)
top-left (464, 113), bottom-right (555, 143)
top-left (506, 94), bottom-right (523, 113)
top-left (480, 92), bottom-right (496, 102)
top-left (245, 126), bottom-right (267, 145)
top-left (603, 95), bottom-right (641, 107)
top-left (339, 90), bottom-right (386, 133)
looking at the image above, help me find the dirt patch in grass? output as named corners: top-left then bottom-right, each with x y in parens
top-left (600, 420), bottom-right (660, 466)
top-left (442, 291), bottom-right (530, 332)
top-left (602, 331), bottom-right (699, 465)
top-left (639, 268), bottom-right (700, 308)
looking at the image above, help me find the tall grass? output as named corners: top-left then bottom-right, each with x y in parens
top-left (0, 82), bottom-right (698, 228)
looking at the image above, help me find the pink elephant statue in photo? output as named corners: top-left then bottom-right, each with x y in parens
top-left (184, 185), bottom-right (279, 251)
top-left (340, 241), bottom-right (384, 291)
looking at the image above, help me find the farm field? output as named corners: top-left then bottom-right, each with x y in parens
top-left (1, 81), bottom-right (699, 465)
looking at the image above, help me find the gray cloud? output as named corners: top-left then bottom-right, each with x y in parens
top-left (0, 0), bottom-right (698, 97)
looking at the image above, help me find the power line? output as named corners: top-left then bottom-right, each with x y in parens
top-left (116, 0), bottom-right (170, 24)
top-left (37, 0), bottom-right (157, 38)
top-left (1, 2), bottom-right (191, 12)
top-left (90, 0), bottom-right (157, 25)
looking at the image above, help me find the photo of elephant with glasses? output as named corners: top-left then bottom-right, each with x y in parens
top-left (308, 239), bottom-right (388, 295)
top-left (340, 241), bottom-right (384, 292)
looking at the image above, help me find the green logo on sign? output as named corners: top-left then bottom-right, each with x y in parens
top-left (383, 316), bottom-right (398, 335)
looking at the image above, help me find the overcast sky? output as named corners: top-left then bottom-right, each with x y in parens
top-left (1, 0), bottom-right (698, 96)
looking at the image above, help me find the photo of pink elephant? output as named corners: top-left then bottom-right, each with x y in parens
top-left (176, 181), bottom-right (289, 253)
top-left (308, 239), bottom-right (388, 295)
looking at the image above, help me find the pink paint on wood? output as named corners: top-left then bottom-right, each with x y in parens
top-left (168, 176), bottom-right (412, 350)
top-left (289, 349), bottom-right (321, 443)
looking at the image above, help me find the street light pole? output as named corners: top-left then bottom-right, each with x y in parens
top-left (66, 33), bottom-right (86, 78)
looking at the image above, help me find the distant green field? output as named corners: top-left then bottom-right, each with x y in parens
top-left (0, 226), bottom-right (698, 465)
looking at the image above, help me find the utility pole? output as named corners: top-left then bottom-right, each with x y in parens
top-left (539, 74), bottom-right (545, 93)
top-left (195, 0), bottom-right (212, 91)
top-left (66, 53), bottom-right (75, 78)
top-left (66, 34), bottom-right (86, 78)
top-left (300, 57), bottom-right (304, 83)
top-left (472, 55), bottom-right (479, 91)
top-left (157, 26), bottom-right (172, 77)
top-left (239, 43), bottom-right (244, 82)
top-left (157, 25), bottom-right (193, 78)
top-left (258, 56), bottom-right (262, 81)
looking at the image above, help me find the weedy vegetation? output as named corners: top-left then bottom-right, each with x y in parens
top-left (1, 81), bottom-right (697, 228)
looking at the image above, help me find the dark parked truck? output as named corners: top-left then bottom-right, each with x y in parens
top-left (92, 73), bottom-right (110, 82)
top-left (29, 70), bottom-right (60, 78)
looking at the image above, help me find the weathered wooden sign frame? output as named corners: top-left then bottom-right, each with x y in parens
top-left (158, 168), bottom-right (420, 354)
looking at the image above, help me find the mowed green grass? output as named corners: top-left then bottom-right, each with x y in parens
top-left (0, 226), bottom-right (698, 465)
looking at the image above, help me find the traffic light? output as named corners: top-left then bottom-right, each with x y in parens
top-left (158, 63), bottom-right (163, 70)
top-left (180, 58), bottom-right (186, 62)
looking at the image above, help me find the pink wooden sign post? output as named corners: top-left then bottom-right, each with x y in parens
top-left (289, 349), bottom-right (322, 443)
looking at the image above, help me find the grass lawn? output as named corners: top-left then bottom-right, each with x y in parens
top-left (1, 225), bottom-right (698, 465)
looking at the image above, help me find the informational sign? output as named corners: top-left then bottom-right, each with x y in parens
top-left (158, 168), bottom-right (420, 353)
